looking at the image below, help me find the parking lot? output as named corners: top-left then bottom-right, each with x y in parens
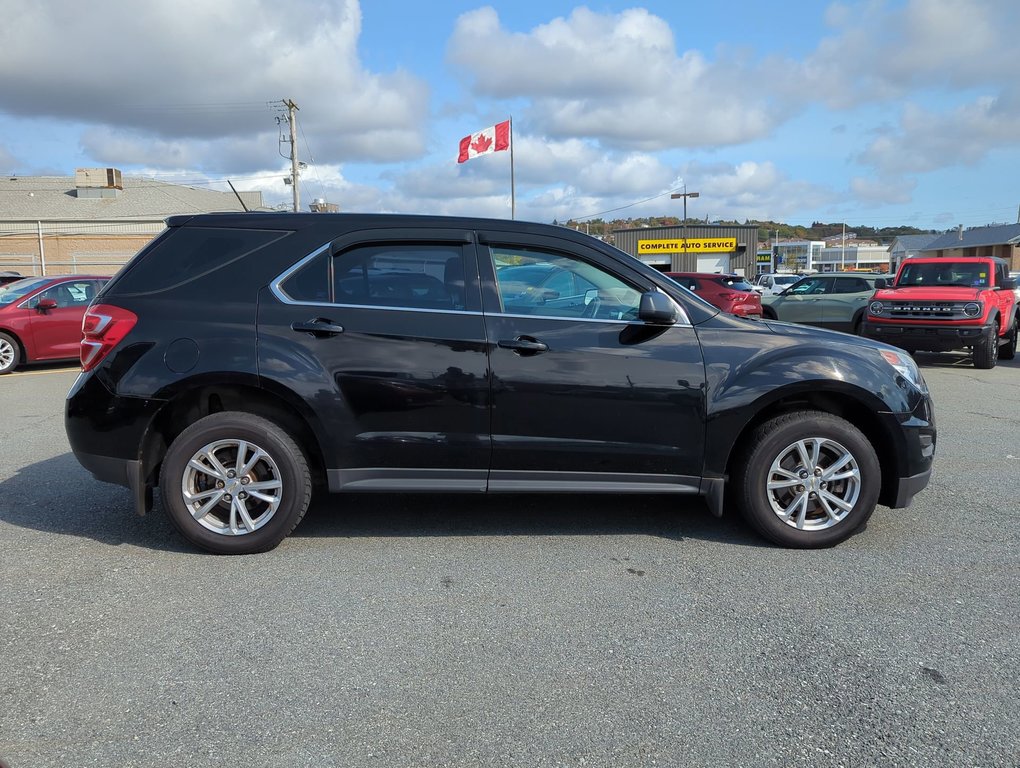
top-left (1, 355), bottom-right (1018, 767)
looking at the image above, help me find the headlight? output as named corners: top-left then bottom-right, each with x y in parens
top-left (963, 302), bottom-right (981, 317)
top-left (879, 348), bottom-right (925, 391)
top-left (869, 301), bottom-right (885, 315)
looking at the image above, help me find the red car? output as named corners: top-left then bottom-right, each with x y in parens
top-left (0, 275), bottom-right (108, 374)
top-left (666, 272), bottom-right (762, 318)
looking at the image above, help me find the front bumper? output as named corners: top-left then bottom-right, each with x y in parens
top-left (862, 321), bottom-right (993, 352)
top-left (892, 465), bottom-right (933, 508)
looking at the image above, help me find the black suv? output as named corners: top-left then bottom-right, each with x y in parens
top-left (66, 213), bottom-right (936, 554)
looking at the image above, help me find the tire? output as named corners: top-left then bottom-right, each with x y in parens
top-left (762, 307), bottom-right (777, 321)
top-left (0, 331), bottom-right (21, 374)
top-left (732, 411), bottom-right (880, 548)
top-left (999, 317), bottom-right (1017, 361)
top-left (852, 312), bottom-right (864, 336)
top-left (973, 322), bottom-right (998, 369)
top-left (159, 412), bottom-right (311, 554)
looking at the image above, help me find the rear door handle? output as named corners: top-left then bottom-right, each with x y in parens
top-left (291, 318), bottom-right (345, 337)
top-left (498, 337), bottom-right (549, 354)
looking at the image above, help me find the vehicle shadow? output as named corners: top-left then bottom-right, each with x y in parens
top-left (913, 350), bottom-right (1020, 369)
top-left (9, 360), bottom-right (82, 375)
top-left (295, 491), bottom-right (762, 547)
top-left (0, 453), bottom-right (191, 553)
top-left (0, 454), bottom-right (765, 551)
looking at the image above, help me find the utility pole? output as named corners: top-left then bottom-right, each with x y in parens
top-left (670, 186), bottom-right (699, 269)
top-left (285, 99), bottom-right (300, 213)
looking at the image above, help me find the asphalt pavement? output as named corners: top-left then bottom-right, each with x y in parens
top-left (0, 354), bottom-right (1018, 767)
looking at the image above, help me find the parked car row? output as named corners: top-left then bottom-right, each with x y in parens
top-left (0, 275), bottom-right (109, 374)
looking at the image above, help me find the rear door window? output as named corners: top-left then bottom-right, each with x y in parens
top-left (279, 243), bottom-right (472, 312)
top-left (832, 277), bottom-right (870, 294)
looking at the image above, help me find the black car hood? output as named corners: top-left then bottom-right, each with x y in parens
top-left (762, 318), bottom-right (903, 355)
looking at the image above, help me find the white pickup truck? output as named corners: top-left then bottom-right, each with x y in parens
top-left (752, 273), bottom-right (800, 296)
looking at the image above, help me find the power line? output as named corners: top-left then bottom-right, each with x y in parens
top-left (571, 188), bottom-right (684, 221)
top-left (298, 120), bottom-right (328, 204)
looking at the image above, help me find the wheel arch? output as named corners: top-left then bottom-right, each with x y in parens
top-left (851, 307), bottom-right (866, 333)
top-left (715, 387), bottom-right (903, 513)
top-left (141, 382), bottom-right (327, 494)
top-left (0, 327), bottom-right (27, 362)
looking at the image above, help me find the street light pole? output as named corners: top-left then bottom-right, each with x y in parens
top-left (670, 186), bottom-right (700, 268)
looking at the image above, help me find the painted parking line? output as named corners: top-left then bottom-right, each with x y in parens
top-left (6, 367), bottom-right (81, 378)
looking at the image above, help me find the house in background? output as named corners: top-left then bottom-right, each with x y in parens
top-left (917, 224), bottom-right (1020, 271)
top-left (888, 234), bottom-right (940, 273)
top-left (0, 168), bottom-right (267, 276)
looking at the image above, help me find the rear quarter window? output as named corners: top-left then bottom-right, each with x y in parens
top-left (110, 226), bottom-right (290, 296)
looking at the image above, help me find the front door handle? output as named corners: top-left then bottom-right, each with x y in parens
top-left (498, 336), bottom-right (549, 354)
top-left (291, 318), bottom-right (345, 337)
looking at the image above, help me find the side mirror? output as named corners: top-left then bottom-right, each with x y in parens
top-left (638, 291), bottom-right (677, 324)
top-left (874, 278), bottom-right (887, 289)
top-left (1002, 277), bottom-right (1016, 290)
top-left (36, 297), bottom-right (58, 312)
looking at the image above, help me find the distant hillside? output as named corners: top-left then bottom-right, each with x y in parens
top-left (561, 216), bottom-right (937, 244)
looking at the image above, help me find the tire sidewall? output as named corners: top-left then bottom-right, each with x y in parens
top-left (160, 413), bottom-right (310, 554)
top-left (973, 322), bottom-right (998, 369)
top-left (1000, 319), bottom-right (1017, 360)
top-left (0, 332), bottom-right (20, 374)
top-left (738, 413), bottom-right (880, 548)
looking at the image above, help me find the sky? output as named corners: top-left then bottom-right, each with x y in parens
top-left (0, 0), bottom-right (1017, 230)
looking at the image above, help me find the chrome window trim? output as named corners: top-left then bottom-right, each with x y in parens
top-left (271, 243), bottom-right (693, 327)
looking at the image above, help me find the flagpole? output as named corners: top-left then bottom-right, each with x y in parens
top-left (509, 115), bottom-right (516, 220)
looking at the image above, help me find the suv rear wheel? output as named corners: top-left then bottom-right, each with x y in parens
top-left (1000, 318), bottom-right (1017, 361)
top-left (732, 411), bottom-right (880, 548)
top-left (159, 412), bottom-right (312, 554)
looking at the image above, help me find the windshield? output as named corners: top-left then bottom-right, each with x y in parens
top-left (898, 261), bottom-right (990, 288)
top-left (0, 277), bottom-right (48, 306)
top-left (774, 275), bottom-right (799, 286)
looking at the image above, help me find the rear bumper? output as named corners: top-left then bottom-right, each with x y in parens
top-left (65, 370), bottom-right (164, 513)
top-left (862, 321), bottom-right (992, 351)
top-left (73, 451), bottom-right (151, 514)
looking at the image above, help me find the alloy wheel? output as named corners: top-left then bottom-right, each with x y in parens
top-left (764, 436), bottom-right (862, 531)
top-left (180, 438), bottom-right (283, 536)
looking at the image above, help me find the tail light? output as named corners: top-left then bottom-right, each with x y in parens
top-left (81, 304), bottom-right (137, 371)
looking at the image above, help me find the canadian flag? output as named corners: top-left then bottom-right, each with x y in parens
top-left (457, 120), bottom-right (511, 163)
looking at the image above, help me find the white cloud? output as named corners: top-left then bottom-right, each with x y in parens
top-left (0, 0), bottom-right (428, 167)
top-left (857, 96), bottom-right (1020, 174)
top-left (447, 7), bottom-right (781, 150)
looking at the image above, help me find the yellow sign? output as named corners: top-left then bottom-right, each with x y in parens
top-left (638, 237), bottom-right (737, 254)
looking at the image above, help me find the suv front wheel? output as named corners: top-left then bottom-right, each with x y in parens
top-left (159, 412), bottom-right (312, 554)
top-left (973, 322), bottom-right (998, 369)
top-left (733, 411), bottom-right (880, 548)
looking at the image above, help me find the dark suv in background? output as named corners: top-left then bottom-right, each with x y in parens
top-left (66, 213), bottom-right (935, 554)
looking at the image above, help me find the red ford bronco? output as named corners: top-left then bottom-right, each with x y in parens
top-left (863, 256), bottom-right (1017, 369)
